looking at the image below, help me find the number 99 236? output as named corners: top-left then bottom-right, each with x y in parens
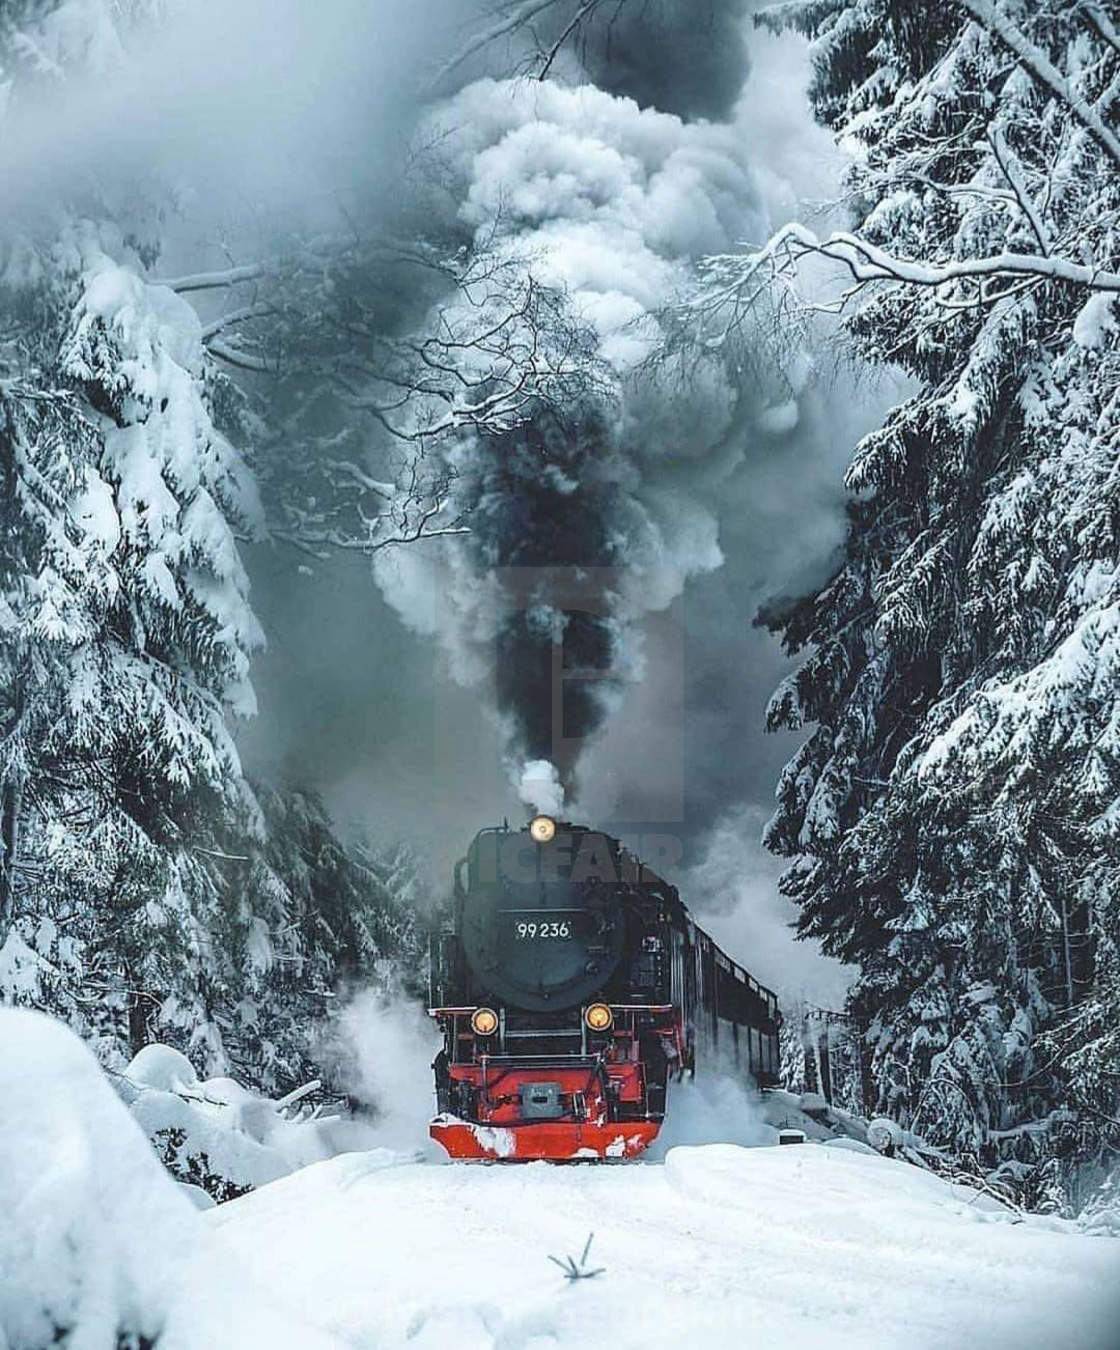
top-left (514, 920), bottom-right (572, 940)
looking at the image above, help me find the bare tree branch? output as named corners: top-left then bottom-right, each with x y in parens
top-left (538, 0), bottom-right (599, 80)
top-left (252, 239), bottom-right (606, 560)
top-left (428, 0), bottom-right (561, 92)
top-left (427, 0), bottom-right (624, 93)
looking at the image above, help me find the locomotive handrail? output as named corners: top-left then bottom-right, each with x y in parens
top-left (475, 1054), bottom-right (606, 1064)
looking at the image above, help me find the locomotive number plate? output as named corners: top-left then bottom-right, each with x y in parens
top-left (514, 920), bottom-right (572, 940)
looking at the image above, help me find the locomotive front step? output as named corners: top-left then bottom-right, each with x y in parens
top-left (430, 1115), bottom-right (661, 1161)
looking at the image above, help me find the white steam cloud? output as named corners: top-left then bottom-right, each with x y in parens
top-left (328, 991), bottom-right (443, 1159)
top-left (645, 1069), bottom-right (775, 1160)
top-left (374, 76), bottom-right (777, 801)
top-left (685, 805), bottom-right (854, 1006)
top-left (516, 759), bottom-right (565, 817)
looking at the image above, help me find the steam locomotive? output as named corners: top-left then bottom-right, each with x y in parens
top-left (428, 816), bottom-right (781, 1161)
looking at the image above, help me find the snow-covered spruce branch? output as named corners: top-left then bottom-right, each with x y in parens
top-left (986, 127), bottom-right (1051, 255)
top-left (957, 0), bottom-right (1120, 167)
top-left (1075, 2), bottom-right (1120, 57)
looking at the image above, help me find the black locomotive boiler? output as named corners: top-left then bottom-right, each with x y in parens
top-left (428, 816), bottom-right (781, 1160)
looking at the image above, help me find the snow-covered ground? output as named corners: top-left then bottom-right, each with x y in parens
top-left (214, 1145), bottom-right (1118, 1350)
top-left (3, 1010), bottom-right (1118, 1350)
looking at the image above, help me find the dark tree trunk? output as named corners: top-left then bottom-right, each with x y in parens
top-left (0, 779), bottom-right (21, 947)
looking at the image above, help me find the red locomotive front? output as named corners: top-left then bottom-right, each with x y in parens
top-left (428, 817), bottom-right (780, 1162)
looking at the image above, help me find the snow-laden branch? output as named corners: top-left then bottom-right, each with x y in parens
top-left (200, 303), bottom-right (273, 341)
top-left (704, 223), bottom-right (1120, 306)
top-left (1076, 2), bottom-right (1120, 56)
top-left (958, 0), bottom-right (1120, 167)
top-left (274, 1079), bottom-right (322, 1111)
top-left (207, 339), bottom-right (275, 373)
top-left (272, 506), bottom-right (471, 559)
top-left (153, 264), bottom-right (264, 294)
top-left (986, 127), bottom-right (1051, 255)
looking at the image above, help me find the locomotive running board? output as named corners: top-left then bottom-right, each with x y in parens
top-left (430, 1115), bottom-right (661, 1161)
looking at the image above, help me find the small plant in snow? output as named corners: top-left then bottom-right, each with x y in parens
top-left (549, 1233), bottom-right (606, 1283)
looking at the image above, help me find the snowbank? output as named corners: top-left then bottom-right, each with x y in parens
top-left (0, 1009), bottom-right (341, 1348)
top-left (122, 1041), bottom-right (379, 1201)
top-left (212, 1138), bottom-right (1120, 1350)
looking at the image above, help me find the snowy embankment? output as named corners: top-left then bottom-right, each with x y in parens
top-left (0, 1010), bottom-right (341, 1349)
top-left (120, 1040), bottom-right (378, 1204)
top-left (3, 1010), bottom-right (1118, 1350)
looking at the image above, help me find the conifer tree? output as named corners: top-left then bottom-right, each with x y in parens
top-left (742, 0), bottom-right (1119, 1197)
top-left (0, 4), bottom-right (423, 1083)
top-left (0, 223), bottom-right (269, 1061)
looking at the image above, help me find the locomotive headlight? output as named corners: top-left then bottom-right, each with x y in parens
top-left (585, 1002), bottom-right (613, 1032)
top-left (471, 1007), bottom-right (498, 1036)
top-left (529, 814), bottom-right (557, 844)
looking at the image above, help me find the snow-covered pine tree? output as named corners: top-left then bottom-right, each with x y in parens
top-left (750, 0), bottom-right (1119, 1199)
top-left (0, 220), bottom-right (271, 1067)
top-left (0, 4), bottom-right (424, 1086)
top-left (231, 783), bottom-right (426, 1093)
